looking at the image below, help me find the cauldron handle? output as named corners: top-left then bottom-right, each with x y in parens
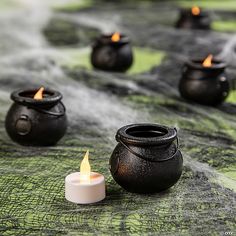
top-left (109, 153), bottom-right (120, 175)
top-left (116, 129), bottom-right (179, 163)
top-left (219, 75), bottom-right (230, 93)
top-left (27, 101), bottom-right (66, 117)
top-left (182, 64), bottom-right (188, 74)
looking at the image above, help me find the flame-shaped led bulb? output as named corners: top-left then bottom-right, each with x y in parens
top-left (111, 32), bottom-right (120, 42)
top-left (202, 54), bottom-right (213, 67)
top-left (191, 6), bottom-right (200, 16)
top-left (34, 87), bottom-right (44, 100)
top-left (80, 150), bottom-right (91, 183)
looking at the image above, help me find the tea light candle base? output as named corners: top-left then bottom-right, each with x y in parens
top-left (65, 172), bottom-right (106, 204)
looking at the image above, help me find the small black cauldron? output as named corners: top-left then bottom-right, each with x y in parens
top-left (110, 123), bottom-right (183, 194)
top-left (5, 88), bottom-right (67, 146)
top-left (176, 7), bottom-right (211, 30)
top-left (91, 33), bottom-right (133, 72)
top-left (179, 57), bottom-right (230, 106)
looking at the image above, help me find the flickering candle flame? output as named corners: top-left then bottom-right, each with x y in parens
top-left (33, 87), bottom-right (44, 100)
top-left (80, 150), bottom-right (91, 183)
top-left (111, 32), bottom-right (120, 42)
top-left (191, 6), bottom-right (200, 16)
top-left (202, 54), bottom-right (213, 67)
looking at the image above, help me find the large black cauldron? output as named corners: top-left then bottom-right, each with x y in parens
top-left (176, 7), bottom-right (211, 30)
top-left (91, 33), bottom-right (133, 72)
top-left (179, 59), bottom-right (230, 106)
top-left (5, 88), bottom-right (67, 146)
top-left (110, 124), bottom-right (183, 194)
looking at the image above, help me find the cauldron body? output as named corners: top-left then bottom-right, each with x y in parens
top-left (5, 88), bottom-right (67, 146)
top-left (110, 124), bottom-right (183, 194)
top-left (179, 60), bottom-right (230, 105)
top-left (176, 9), bottom-right (211, 30)
top-left (91, 34), bottom-right (133, 72)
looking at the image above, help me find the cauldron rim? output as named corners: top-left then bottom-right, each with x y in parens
top-left (96, 33), bottom-right (130, 45)
top-left (185, 59), bottom-right (226, 70)
top-left (11, 88), bottom-right (62, 106)
top-left (116, 123), bottom-right (177, 146)
top-left (179, 7), bottom-right (209, 17)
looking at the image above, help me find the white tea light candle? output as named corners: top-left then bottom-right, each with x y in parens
top-left (65, 150), bottom-right (106, 204)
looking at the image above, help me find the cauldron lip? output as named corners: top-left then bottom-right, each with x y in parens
top-left (97, 33), bottom-right (130, 45)
top-left (179, 7), bottom-right (208, 17)
top-left (116, 123), bottom-right (177, 146)
top-left (11, 88), bottom-right (62, 106)
top-left (186, 59), bottom-right (226, 70)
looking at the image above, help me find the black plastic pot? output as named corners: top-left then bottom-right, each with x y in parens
top-left (179, 59), bottom-right (230, 105)
top-left (176, 8), bottom-right (211, 30)
top-left (91, 33), bottom-right (133, 72)
top-left (110, 123), bottom-right (183, 194)
top-left (5, 88), bottom-right (67, 146)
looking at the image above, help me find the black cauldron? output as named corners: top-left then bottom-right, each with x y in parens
top-left (176, 7), bottom-right (211, 30)
top-left (5, 88), bottom-right (67, 146)
top-left (110, 123), bottom-right (183, 194)
top-left (91, 33), bottom-right (133, 72)
top-left (179, 59), bottom-right (230, 106)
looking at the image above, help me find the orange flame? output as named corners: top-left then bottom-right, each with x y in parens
top-left (80, 150), bottom-right (91, 183)
top-left (191, 6), bottom-right (200, 16)
top-left (111, 32), bottom-right (120, 42)
top-left (202, 54), bottom-right (213, 67)
top-left (33, 87), bottom-right (44, 100)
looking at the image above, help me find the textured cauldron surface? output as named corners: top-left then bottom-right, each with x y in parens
top-left (91, 34), bottom-right (133, 72)
top-left (179, 60), bottom-right (230, 105)
top-left (5, 89), bottom-right (67, 146)
top-left (110, 124), bottom-right (183, 193)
